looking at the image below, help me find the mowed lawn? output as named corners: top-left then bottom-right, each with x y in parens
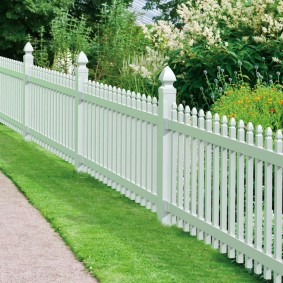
top-left (0, 124), bottom-right (265, 283)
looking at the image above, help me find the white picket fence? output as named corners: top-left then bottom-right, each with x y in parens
top-left (0, 43), bottom-right (282, 282)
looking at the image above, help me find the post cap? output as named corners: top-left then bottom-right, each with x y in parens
top-left (23, 42), bottom-right (33, 53)
top-left (77, 51), bottom-right (88, 64)
top-left (159, 66), bottom-right (176, 87)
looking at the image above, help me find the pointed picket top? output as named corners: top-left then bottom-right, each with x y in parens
top-left (256, 125), bottom-right (263, 135)
top-left (23, 42), bottom-right (33, 53)
top-left (77, 51), bottom-right (88, 65)
top-left (206, 111), bottom-right (212, 120)
top-left (159, 66), bottom-right (176, 87)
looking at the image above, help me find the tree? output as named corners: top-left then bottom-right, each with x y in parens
top-left (0, 0), bottom-right (73, 59)
top-left (69, 0), bottom-right (133, 30)
top-left (0, 0), bottom-right (134, 60)
top-left (143, 0), bottom-right (187, 23)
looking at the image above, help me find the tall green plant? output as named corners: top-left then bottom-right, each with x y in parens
top-left (91, 0), bottom-right (149, 86)
top-left (50, 10), bottom-right (92, 74)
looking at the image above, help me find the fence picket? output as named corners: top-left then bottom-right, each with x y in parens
top-left (190, 107), bottom-right (198, 236)
top-left (146, 96), bottom-right (153, 209)
top-left (141, 94), bottom-right (147, 204)
top-left (254, 125), bottom-right (263, 275)
top-left (205, 111), bottom-right (212, 244)
top-left (197, 109), bottom-right (205, 240)
top-left (135, 93), bottom-right (142, 203)
top-left (274, 130), bottom-right (282, 283)
top-left (171, 103), bottom-right (178, 224)
top-left (245, 122), bottom-right (254, 269)
top-left (220, 115), bottom-right (228, 253)
top-left (212, 114), bottom-right (220, 249)
top-left (130, 91), bottom-right (136, 199)
top-left (177, 104), bottom-right (184, 228)
top-left (228, 118), bottom-right (236, 259)
top-left (183, 106), bottom-right (191, 232)
top-left (237, 120), bottom-right (245, 263)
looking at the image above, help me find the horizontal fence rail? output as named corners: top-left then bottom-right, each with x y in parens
top-left (0, 42), bottom-right (282, 282)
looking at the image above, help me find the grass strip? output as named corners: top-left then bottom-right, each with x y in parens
top-left (0, 124), bottom-right (265, 283)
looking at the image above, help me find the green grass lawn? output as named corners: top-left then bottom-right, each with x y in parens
top-left (0, 123), bottom-right (265, 283)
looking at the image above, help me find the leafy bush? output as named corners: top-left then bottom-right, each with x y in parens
top-left (30, 10), bottom-right (92, 74)
top-left (90, 0), bottom-right (150, 87)
top-left (50, 10), bottom-right (92, 74)
top-left (137, 0), bottom-right (283, 109)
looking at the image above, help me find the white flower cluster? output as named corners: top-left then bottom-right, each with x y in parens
top-left (52, 49), bottom-right (74, 75)
top-left (141, 0), bottom-right (283, 51)
top-left (127, 46), bottom-right (169, 81)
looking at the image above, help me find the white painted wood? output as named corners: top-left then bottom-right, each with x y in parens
top-left (130, 91), bottom-right (136, 200)
top-left (264, 127), bottom-right (273, 280)
top-left (245, 122), bottom-right (254, 269)
top-left (141, 94), bottom-right (147, 204)
top-left (177, 104), bottom-right (184, 228)
top-left (220, 115), bottom-right (228, 253)
top-left (171, 103), bottom-right (178, 224)
top-left (205, 111), bottom-right (212, 244)
top-left (157, 66), bottom-right (176, 225)
top-left (236, 120), bottom-right (245, 263)
top-left (254, 125), bottom-right (263, 275)
top-left (135, 93), bottom-right (142, 203)
top-left (228, 118), bottom-right (236, 259)
top-left (190, 107), bottom-right (198, 236)
top-left (116, 88), bottom-right (122, 192)
top-left (183, 106), bottom-right (191, 232)
top-left (197, 109), bottom-right (205, 240)
top-left (274, 130), bottom-right (282, 283)
top-left (146, 95), bottom-right (153, 209)
top-left (212, 113), bottom-right (220, 249)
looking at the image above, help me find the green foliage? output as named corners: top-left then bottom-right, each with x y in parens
top-left (212, 82), bottom-right (283, 133)
top-left (0, 0), bottom-right (73, 59)
top-left (90, 0), bottom-right (149, 86)
top-left (140, 0), bottom-right (283, 110)
top-left (0, 124), bottom-right (263, 283)
top-left (31, 27), bottom-right (49, 67)
top-left (50, 10), bottom-right (92, 73)
top-left (144, 0), bottom-right (187, 22)
top-left (69, 0), bottom-right (132, 30)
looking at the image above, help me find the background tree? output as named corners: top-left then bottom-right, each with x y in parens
top-left (0, 0), bottom-right (73, 59)
top-left (143, 0), bottom-right (187, 22)
top-left (0, 0), bottom-right (134, 59)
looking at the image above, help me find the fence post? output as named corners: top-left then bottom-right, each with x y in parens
top-left (23, 42), bottom-right (34, 140)
top-left (75, 51), bottom-right (89, 170)
top-left (157, 66), bottom-right (177, 225)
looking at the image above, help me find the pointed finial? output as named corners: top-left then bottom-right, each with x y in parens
top-left (23, 42), bottom-right (33, 52)
top-left (159, 66), bottom-right (176, 87)
top-left (178, 104), bottom-right (184, 111)
top-left (206, 111), bottom-right (212, 119)
top-left (192, 107), bottom-right (197, 115)
top-left (256, 125), bottom-right (263, 134)
top-left (77, 51), bottom-right (88, 65)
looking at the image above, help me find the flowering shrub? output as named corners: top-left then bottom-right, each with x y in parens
top-left (137, 0), bottom-right (283, 109)
top-left (212, 83), bottom-right (283, 133)
top-left (118, 47), bottom-right (168, 94)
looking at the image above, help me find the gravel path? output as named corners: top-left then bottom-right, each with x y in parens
top-left (0, 172), bottom-right (98, 283)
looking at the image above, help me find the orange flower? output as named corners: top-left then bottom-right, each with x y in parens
top-left (279, 100), bottom-right (283, 105)
top-left (270, 108), bottom-right (275, 113)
